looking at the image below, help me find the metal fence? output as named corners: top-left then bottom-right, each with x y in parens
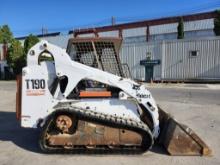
top-left (120, 37), bottom-right (220, 81)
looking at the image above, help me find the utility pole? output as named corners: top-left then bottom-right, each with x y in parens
top-left (111, 16), bottom-right (116, 25)
top-left (41, 27), bottom-right (48, 36)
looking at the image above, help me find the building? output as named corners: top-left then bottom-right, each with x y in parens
top-left (120, 37), bottom-right (220, 82)
top-left (71, 11), bottom-right (218, 43)
top-left (70, 10), bottom-right (220, 82)
top-left (15, 11), bottom-right (220, 82)
top-left (16, 32), bottom-right (72, 49)
top-left (17, 11), bottom-right (218, 48)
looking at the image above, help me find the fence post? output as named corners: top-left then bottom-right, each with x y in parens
top-left (161, 40), bottom-right (165, 80)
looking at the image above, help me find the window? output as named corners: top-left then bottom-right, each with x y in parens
top-left (38, 51), bottom-right (54, 64)
top-left (189, 50), bottom-right (199, 57)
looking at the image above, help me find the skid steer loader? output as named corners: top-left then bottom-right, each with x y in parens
top-left (16, 38), bottom-right (211, 155)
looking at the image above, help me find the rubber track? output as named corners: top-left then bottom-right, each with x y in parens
top-left (39, 102), bottom-right (154, 154)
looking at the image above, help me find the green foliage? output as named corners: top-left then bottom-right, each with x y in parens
top-left (6, 39), bottom-right (25, 75)
top-left (24, 34), bottom-right (39, 54)
top-left (177, 18), bottom-right (184, 39)
top-left (214, 10), bottom-right (220, 36)
top-left (6, 34), bottom-right (39, 75)
top-left (0, 25), bottom-right (13, 43)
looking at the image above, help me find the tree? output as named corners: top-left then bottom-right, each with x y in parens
top-left (177, 18), bottom-right (184, 39)
top-left (214, 10), bottom-right (220, 36)
top-left (6, 34), bottom-right (39, 75)
top-left (0, 25), bottom-right (13, 43)
top-left (6, 39), bottom-right (24, 75)
top-left (23, 34), bottom-right (39, 54)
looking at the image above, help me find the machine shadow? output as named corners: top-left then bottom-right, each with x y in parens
top-left (150, 144), bottom-right (167, 155)
top-left (0, 111), bottom-right (41, 153)
top-left (0, 111), bottom-right (167, 155)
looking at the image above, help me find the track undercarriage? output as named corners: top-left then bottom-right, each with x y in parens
top-left (39, 103), bottom-right (153, 153)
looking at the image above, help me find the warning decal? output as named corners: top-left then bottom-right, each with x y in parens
top-left (26, 89), bottom-right (46, 96)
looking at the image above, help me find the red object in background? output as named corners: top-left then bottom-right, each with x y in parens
top-left (2, 43), bottom-right (8, 60)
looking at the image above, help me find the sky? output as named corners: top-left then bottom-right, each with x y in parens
top-left (1, 0), bottom-right (220, 37)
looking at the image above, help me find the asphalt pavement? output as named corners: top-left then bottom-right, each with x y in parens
top-left (148, 87), bottom-right (220, 105)
top-left (0, 81), bottom-right (220, 165)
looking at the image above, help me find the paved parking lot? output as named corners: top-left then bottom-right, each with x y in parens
top-left (0, 81), bottom-right (220, 165)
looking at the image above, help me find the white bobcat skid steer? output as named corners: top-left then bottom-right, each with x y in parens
top-left (16, 39), bottom-right (211, 155)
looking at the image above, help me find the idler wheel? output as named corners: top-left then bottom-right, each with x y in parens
top-left (56, 115), bottom-right (73, 133)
